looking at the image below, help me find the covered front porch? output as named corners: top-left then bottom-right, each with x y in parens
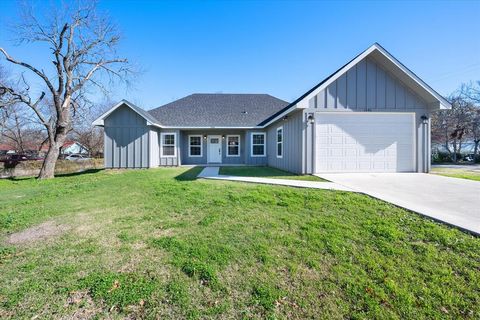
top-left (174, 129), bottom-right (267, 166)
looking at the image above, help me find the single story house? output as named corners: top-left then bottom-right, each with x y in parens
top-left (93, 43), bottom-right (450, 174)
top-left (40, 140), bottom-right (89, 156)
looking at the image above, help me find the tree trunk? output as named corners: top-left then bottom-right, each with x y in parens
top-left (474, 140), bottom-right (480, 162)
top-left (37, 131), bottom-right (67, 179)
top-left (452, 140), bottom-right (457, 162)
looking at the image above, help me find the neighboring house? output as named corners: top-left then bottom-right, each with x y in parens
top-left (93, 43), bottom-right (450, 174)
top-left (0, 144), bottom-right (16, 155)
top-left (61, 141), bottom-right (89, 155)
top-left (40, 140), bottom-right (89, 156)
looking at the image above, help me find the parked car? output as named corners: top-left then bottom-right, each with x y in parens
top-left (464, 154), bottom-right (475, 162)
top-left (0, 154), bottom-right (28, 162)
top-left (65, 154), bottom-right (90, 161)
top-left (0, 154), bottom-right (29, 166)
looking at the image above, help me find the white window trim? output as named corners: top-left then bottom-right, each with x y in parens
top-left (188, 135), bottom-right (203, 157)
top-left (160, 132), bottom-right (177, 158)
top-left (250, 132), bottom-right (266, 157)
top-left (276, 126), bottom-right (283, 158)
top-left (226, 135), bottom-right (241, 157)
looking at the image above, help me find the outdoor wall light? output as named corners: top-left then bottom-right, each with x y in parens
top-left (307, 113), bottom-right (315, 124)
top-left (203, 135), bottom-right (207, 140)
top-left (222, 135), bottom-right (225, 140)
top-left (282, 115), bottom-right (289, 121)
top-left (421, 115), bottom-right (429, 124)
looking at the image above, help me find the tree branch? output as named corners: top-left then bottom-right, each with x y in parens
top-left (0, 48), bottom-right (57, 97)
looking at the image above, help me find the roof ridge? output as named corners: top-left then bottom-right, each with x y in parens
top-left (189, 93), bottom-right (272, 95)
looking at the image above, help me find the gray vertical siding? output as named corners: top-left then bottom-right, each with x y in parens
top-left (265, 110), bottom-right (304, 174)
top-left (104, 104), bottom-right (150, 168)
top-left (305, 56), bottom-right (431, 173)
top-left (310, 57), bottom-right (427, 111)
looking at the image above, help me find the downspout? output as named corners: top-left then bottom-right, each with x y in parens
top-left (421, 115), bottom-right (429, 173)
top-left (305, 112), bottom-right (316, 174)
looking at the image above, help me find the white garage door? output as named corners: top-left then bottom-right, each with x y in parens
top-left (315, 113), bottom-right (415, 173)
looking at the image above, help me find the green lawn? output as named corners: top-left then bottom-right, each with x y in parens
top-left (219, 166), bottom-right (325, 181)
top-left (0, 167), bottom-right (479, 319)
top-left (431, 167), bottom-right (480, 181)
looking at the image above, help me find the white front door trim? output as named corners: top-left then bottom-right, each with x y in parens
top-left (207, 135), bottom-right (222, 163)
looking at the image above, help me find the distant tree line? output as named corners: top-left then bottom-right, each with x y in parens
top-left (432, 81), bottom-right (480, 163)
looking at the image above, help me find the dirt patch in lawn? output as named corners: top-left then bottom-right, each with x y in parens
top-left (5, 220), bottom-right (69, 245)
top-left (62, 290), bottom-right (103, 320)
top-left (152, 228), bottom-right (175, 238)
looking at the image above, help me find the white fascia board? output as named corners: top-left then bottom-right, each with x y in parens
top-left (160, 126), bottom-right (261, 129)
top-left (259, 104), bottom-right (302, 128)
top-left (372, 44), bottom-right (451, 109)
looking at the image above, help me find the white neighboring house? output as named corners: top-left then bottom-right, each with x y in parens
top-left (61, 141), bottom-right (89, 155)
top-left (40, 140), bottom-right (89, 156)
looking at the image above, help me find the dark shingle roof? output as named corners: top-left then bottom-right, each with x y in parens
top-left (148, 94), bottom-right (289, 127)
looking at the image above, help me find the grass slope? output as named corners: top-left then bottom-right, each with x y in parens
top-left (431, 167), bottom-right (480, 181)
top-left (219, 166), bottom-right (325, 181)
top-left (0, 167), bottom-right (479, 319)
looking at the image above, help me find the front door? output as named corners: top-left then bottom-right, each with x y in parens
top-left (207, 135), bottom-right (222, 163)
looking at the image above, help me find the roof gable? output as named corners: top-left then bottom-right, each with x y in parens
top-left (92, 100), bottom-right (160, 127)
top-left (260, 43), bottom-right (451, 126)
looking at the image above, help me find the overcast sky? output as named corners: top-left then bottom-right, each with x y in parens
top-left (1, 0), bottom-right (479, 109)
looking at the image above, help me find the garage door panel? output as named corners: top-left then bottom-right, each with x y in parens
top-left (315, 113), bottom-right (415, 173)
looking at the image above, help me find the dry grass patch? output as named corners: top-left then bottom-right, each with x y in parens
top-left (5, 220), bottom-right (69, 245)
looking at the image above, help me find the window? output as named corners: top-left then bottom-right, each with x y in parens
top-left (188, 135), bottom-right (202, 157)
top-left (276, 126), bottom-right (283, 158)
top-left (227, 135), bottom-right (240, 157)
top-left (251, 132), bottom-right (266, 157)
top-left (161, 132), bottom-right (176, 157)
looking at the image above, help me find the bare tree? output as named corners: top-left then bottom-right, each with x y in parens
top-left (432, 95), bottom-right (472, 162)
top-left (460, 81), bottom-right (480, 104)
top-left (0, 65), bottom-right (18, 117)
top-left (0, 1), bottom-right (133, 178)
top-left (469, 108), bottom-right (480, 161)
top-left (460, 81), bottom-right (480, 161)
top-left (1, 107), bottom-right (27, 153)
top-left (71, 99), bottom-right (111, 157)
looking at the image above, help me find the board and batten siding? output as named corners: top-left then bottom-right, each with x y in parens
top-left (305, 56), bottom-right (431, 173)
top-left (180, 130), bottom-right (245, 165)
top-left (104, 104), bottom-right (150, 168)
top-left (266, 110), bottom-right (304, 174)
top-left (309, 57), bottom-right (427, 111)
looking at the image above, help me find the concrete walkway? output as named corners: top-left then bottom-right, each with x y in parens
top-left (317, 173), bottom-right (480, 235)
top-left (197, 166), bottom-right (220, 178)
top-left (197, 167), bottom-right (353, 191)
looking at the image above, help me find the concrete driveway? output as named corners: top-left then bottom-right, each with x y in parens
top-left (316, 173), bottom-right (480, 235)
